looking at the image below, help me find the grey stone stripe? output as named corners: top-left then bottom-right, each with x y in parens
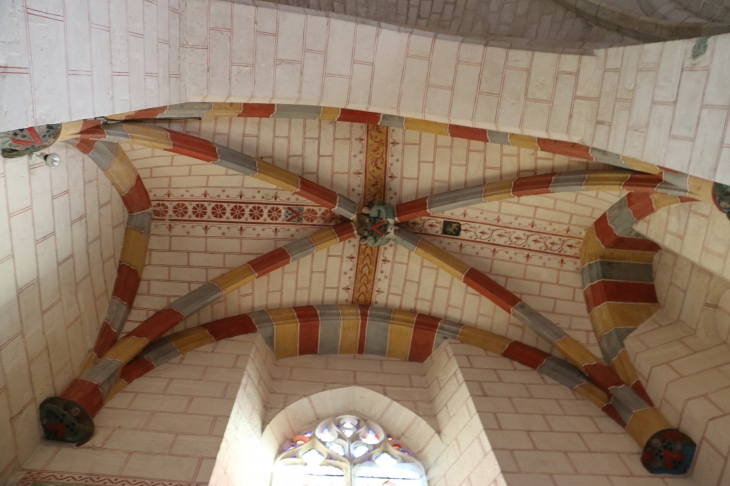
top-left (99, 373), bottom-right (118, 398)
top-left (126, 210), bottom-right (153, 237)
top-left (335, 196), bottom-right (358, 219)
top-left (87, 141), bottom-right (118, 170)
top-left (437, 319), bottom-right (463, 340)
top-left (537, 357), bottom-right (587, 389)
top-left (162, 102), bottom-right (213, 119)
top-left (487, 130), bottom-right (510, 145)
top-left (169, 283), bottom-right (223, 318)
top-left (656, 181), bottom-right (690, 197)
top-left (580, 260), bottom-right (654, 287)
top-left (427, 185), bottom-right (486, 214)
top-left (394, 228), bottom-right (421, 252)
top-left (104, 297), bottom-right (131, 335)
top-left (364, 307), bottom-right (392, 356)
top-left (380, 114), bottom-right (404, 129)
top-left (550, 171), bottom-right (590, 192)
top-left (606, 197), bottom-right (641, 237)
top-left (598, 327), bottom-right (637, 364)
top-left (658, 172), bottom-right (689, 194)
top-left (590, 148), bottom-right (631, 170)
top-left (82, 357), bottom-right (123, 384)
top-left (138, 338), bottom-right (180, 367)
top-left (511, 302), bottom-right (567, 344)
top-left (432, 334), bottom-right (450, 352)
top-left (101, 123), bottom-right (132, 143)
top-left (316, 306), bottom-right (341, 355)
top-left (610, 385), bottom-right (651, 423)
top-left (284, 237), bottom-right (316, 260)
top-left (251, 311), bottom-right (275, 349)
top-left (213, 144), bottom-right (259, 175)
top-left (272, 104), bottom-right (322, 119)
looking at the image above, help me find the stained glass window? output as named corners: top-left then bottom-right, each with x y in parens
top-left (271, 414), bottom-right (428, 486)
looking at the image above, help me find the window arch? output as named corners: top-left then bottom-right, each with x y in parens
top-left (271, 414), bottom-right (428, 486)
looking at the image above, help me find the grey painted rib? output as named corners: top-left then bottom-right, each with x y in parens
top-left (127, 210), bottom-right (153, 236)
top-left (104, 297), bottom-right (131, 334)
top-left (487, 131), bottom-right (510, 145)
top-left (511, 302), bottom-right (568, 344)
top-left (550, 171), bottom-right (590, 192)
top-left (658, 172), bottom-right (689, 194)
top-left (335, 196), bottom-right (358, 219)
top-left (101, 123), bottom-right (132, 142)
top-left (394, 228), bottom-right (421, 252)
top-left (655, 181), bottom-right (691, 197)
top-left (380, 114), bottom-right (404, 129)
top-left (599, 327), bottom-right (637, 364)
top-left (427, 185), bottom-right (486, 214)
top-left (284, 237), bottom-right (316, 260)
top-left (610, 385), bottom-right (651, 423)
top-left (83, 358), bottom-right (123, 384)
top-left (316, 306), bottom-right (342, 355)
top-left (437, 319), bottom-right (463, 340)
top-left (364, 307), bottom-right (392, 356)
top-left (538, 357), bottom-right (588, 388)
top-left (99, 373), bottom-right (118, 398)
top-left (580, 260), bottom-right (655, 287)
top-left (590, 148), bottom-right (630, 169)
top-left (606, 197), bottom-right (640, 237)
top-left (432, 333), bottom-right (450, 352)
top-left (169, 283), bottom-right (223, 317)
top-left (272, 104), bottom-right (321, 119)
top-left (87, 141), bottom-right (117, 170)
top-left (139, 338), bottom-right (181, 367)
top-left (251, 311), bottom-right (275, 349)
top-left (162, 102), bottom-right (213, 119)
top-left (213, 144), bottom-right (259, 175)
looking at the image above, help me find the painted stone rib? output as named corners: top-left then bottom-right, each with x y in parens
top-left (82, 358), bottom-right (123, 384)
top-left (511, 302), bottom-right (568, 344)
top-left (487, 130), bottom-right (510, 145)
top-left (605, 197), bottom-right (641, 236)
top-left (213, 145), bottom-right (259, 175)
top-left (550, 171), bottom-right (590, 192)
top-left (139, 338), bottom-right (180, 367)
top-left (169, 283), bottom-right (223, 317)
top-left (104, 298), bottom-right (131, 334)
top-left (437, 319), bottom-right (463, 340)
top-left (599, 327), bottom-right (638, 364)
top-left (364, 307), bottom-right (393, 356)
top-left (87, 141), bottom-right (117, 170)
top-left (251, 311), bottom-right (275, 348)
top-left (163, 102), bottom-right (213, 118)
top-left (580, 260), bottom-right (655, 287)
top-left (283, 237), bottom-right (316, 260)
top-left (272, 104), bottom-right (322, 119)
top-left (538, 356), bottom-right (589, 389)
top-left (610, 385), bottom-right (651, 422)
top-left (427, 185), bottom-right (486, 214)
top-left (393, 228), bottom-right (420, 252)
top-left (126, 210), bottom-right (153, 237)
top-left (316, 306), bottom-right (342, 355)
top-left (591, 147), bottom-right (631, 169)
top-left (335, 196), bottom-right (358, 219)
top-left (379, 114), bottom-right (405, 129)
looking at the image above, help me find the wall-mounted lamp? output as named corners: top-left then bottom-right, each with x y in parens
top-left (33, 152), bottom-right (61, 168)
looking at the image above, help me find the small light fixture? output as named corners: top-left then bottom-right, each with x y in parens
top-left (33, 152), bottom-right (61, 168)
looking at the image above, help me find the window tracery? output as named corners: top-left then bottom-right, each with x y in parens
top-left (272, 414), bottom-right (427, 486)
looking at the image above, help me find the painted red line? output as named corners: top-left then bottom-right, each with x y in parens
top-left (338, 109), bottom-right (380, 124)
top-left (394, 198), bottom-right (430, 221)
top-left (295, 306), bottom-right (321, 355)
top-left (463, 268), bottom-right (522, 312)
top-left (357, 305), bottom-right (369, 355)
top-left (238, 103), bottom-right (276, 117)
top-left (502, 341), bottom-right (550, 369)
top-left (537, 139), bottom-right (593, 161)
top-left (448, 125), bottom-right (489, 142)
top-left (61, 379), bottom-right (105, 417)
top-left (584, 280), bottom-right (658, 313)
top-left (248, 247), bottom-right (292, 276)
top-left (128, 307), bottom-right (185, 341)
top-left (296, 178), bottom-right (339, 209)
top-left (166, 130), bottom-right (219, 162)
top-left (409, 314), bottom-right (441, 362)
top-left (203, 315), bottom-right (258, 340)
top-left (511, 173), bottom-right (557, 197)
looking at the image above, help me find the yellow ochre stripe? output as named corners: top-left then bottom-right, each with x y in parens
top-left (414, 239), bottom-right (471, 280)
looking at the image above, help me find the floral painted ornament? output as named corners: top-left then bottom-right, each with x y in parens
top-left (641, 429), bottom-right (696, 475)
top-left (0, 124), bottom-right (62, 158)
